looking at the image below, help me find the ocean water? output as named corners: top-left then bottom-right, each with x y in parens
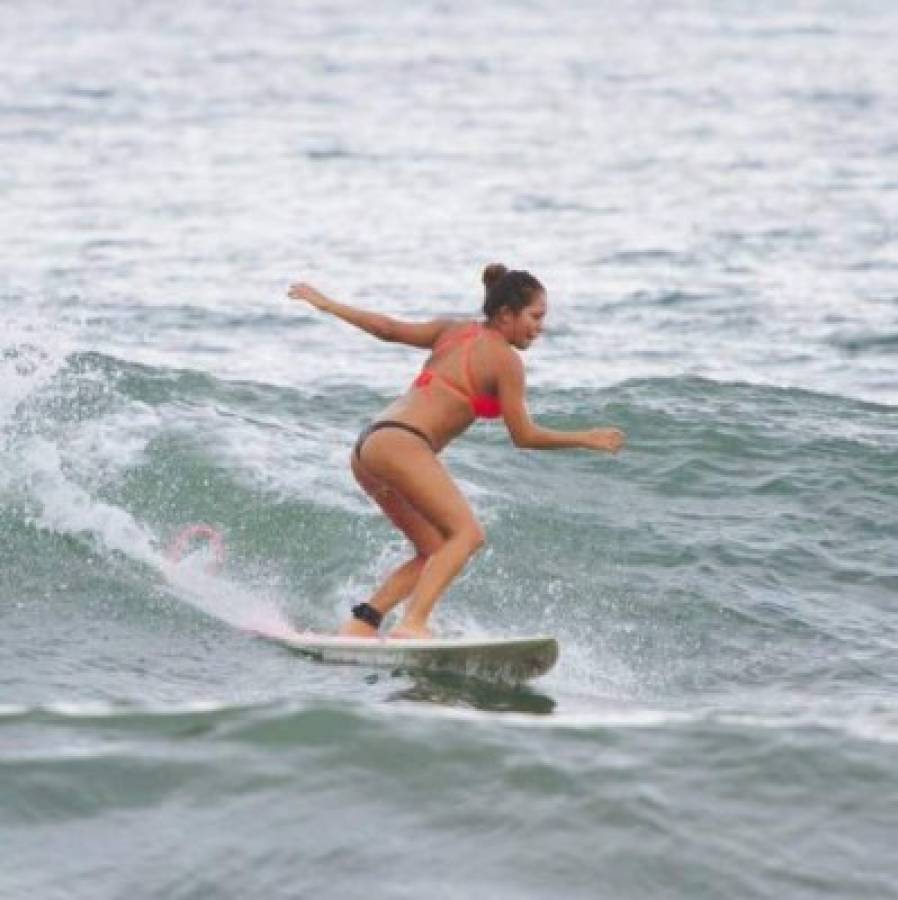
top-left (2, 1), bottom-right (897, 898)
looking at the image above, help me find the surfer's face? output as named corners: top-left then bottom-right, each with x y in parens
top-left (512, 292), bottom-right (547, 350)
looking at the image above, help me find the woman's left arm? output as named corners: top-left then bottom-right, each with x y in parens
top-left (288, 282), bottom-right (450, 348)
top-left (497, 347), bottom-right (625, 452)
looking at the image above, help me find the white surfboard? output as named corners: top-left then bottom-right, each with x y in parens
top-left (255, 629), bottom-right (558, 683)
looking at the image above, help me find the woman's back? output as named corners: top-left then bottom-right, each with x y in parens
top-left (381, 321), bottom-right (505, 447)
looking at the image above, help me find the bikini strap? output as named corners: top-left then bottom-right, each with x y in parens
top-left (421, 322), bottom-right (499, 401)
top-left (432, 321), bottom-right (479, 355)
top-left (463, 323), bottom-right (501, 397)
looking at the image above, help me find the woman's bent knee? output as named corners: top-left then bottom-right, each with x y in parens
top-left (463, 523), bottom-right (486, 555)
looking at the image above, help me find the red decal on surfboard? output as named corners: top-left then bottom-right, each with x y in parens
top-left (167, 523), bottom-right (226, 574)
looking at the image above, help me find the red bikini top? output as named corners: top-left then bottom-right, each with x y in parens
top-left (412, 322), bottom-right (503, 419)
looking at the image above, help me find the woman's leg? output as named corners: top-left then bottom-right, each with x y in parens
top-left (339, 449), bottom-right (444, 637)
top-left (355, 428), bottom-right (485, 638)
top-left (339, 554), bottom-right (424, 637)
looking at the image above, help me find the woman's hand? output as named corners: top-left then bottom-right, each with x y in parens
top-left (585, 427), bottom-right (625, 454)
top-left (288, 282), bottom-right (328, 309)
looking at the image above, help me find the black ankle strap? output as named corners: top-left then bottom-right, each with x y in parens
top-left (351, 602), bottom-right (383, 629)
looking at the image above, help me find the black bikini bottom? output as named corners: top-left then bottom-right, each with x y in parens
top-left (354, 420), bottom-right (435, 461)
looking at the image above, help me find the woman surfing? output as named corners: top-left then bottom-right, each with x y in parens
top-left (287, 264), bottom-right (625, 639)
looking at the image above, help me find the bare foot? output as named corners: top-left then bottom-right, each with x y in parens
top-left (389, 624), bottom-right (433, 640)
top-left (338, 618), bottom-right (379, 638)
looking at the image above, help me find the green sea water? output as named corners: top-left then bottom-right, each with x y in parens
top-left (2, 1), bottom-right (898, 897)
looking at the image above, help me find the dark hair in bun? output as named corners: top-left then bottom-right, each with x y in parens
top-left (481, 264), bottom-right (545, 319)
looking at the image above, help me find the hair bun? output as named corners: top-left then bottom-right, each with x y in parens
top-left (481, 263), bottom-right (508, 292)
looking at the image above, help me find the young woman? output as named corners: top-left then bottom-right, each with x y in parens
top-left (288, 264), bottom-right (625, 639)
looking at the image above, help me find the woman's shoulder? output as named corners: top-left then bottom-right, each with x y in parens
top-left (479, 325), bottom-right (520, 371)
top-left (433, 318), bottom-right (480, 347)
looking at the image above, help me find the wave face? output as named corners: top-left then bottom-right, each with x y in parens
top-left (3, 1), bottom-right (898, 898)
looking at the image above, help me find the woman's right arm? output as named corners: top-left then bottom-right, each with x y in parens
top-left (497, 349), bottom-right (625, 453)
top-left (288, 282), bottom-right (451, 348)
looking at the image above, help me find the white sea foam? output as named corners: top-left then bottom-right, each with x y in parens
top-left (14, 432), bottom-right (293, 638)
top-left (0, 312), bottom-right (72, 432)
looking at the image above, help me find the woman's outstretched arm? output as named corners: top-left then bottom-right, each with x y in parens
top-left (288, 282), bottom-right (451, 349)
top-left (497, 346), bottom-right (625, 452)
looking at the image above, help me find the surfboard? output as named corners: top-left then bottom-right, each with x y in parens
top-left (255, 629), bottom-right (558, 683)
